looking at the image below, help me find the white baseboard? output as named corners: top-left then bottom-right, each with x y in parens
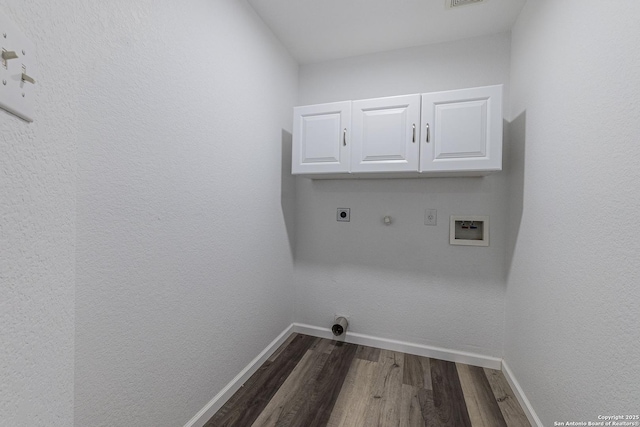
top-left (292, 323), bottom-right (502, 370)
top-left (185, 322), bottom-right (514, 427)
top-left (183, 323), bottom-right (295, 427)
top-left (501, 360), bottom-right (543, 427)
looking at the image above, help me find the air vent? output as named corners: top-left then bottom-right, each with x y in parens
top-left (447, 0), bottom-right (485, 9)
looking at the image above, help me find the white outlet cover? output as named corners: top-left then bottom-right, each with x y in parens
top-left (0, 12), bottom-right (36, 122)
top-left (425, 209), bottom-right (437, 226)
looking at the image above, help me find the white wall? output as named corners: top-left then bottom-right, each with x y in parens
top-left (1, 1), bottom-right (297, 425)
top-left (506, 1), bottom-right (640, 424)
top-left (295, 33), bottom-right (511, 357)
top-left (0, 1), bottom-right (81, 425)
top-left (72, 1), bottom-right (297, 426)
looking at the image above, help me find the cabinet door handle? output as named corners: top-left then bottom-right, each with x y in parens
top-left (425, 123), bottom-right (430, 143)
top-left (343, 128), bottom-right (347, 146)
top-left (412, 124), bottom-right (416, 143)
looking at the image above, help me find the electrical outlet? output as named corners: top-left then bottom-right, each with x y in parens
top-left (425, 209), bottom-right (437, 226)
top-left (337, 208), bottom-right (350, 222)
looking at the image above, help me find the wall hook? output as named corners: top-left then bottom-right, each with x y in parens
top-left (2, 50), bottom-right (18, 60)
top-left (21, 72), bottom-right (35, 84)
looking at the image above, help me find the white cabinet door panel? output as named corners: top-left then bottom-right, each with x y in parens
top-left (351, 95), bottom-right (420, 172)
top-left (421, 85), bottom-right (502, 172)
top-left (292, 101), bottom-right (351, 174)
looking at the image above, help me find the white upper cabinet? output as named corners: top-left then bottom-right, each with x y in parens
top-left (292, 101), bottom-right (351, 174)
top-left (420, 85), bottom-right (502, 173)
top-left (351, 94), bottom-right (421, 173)
top-left (291, 85), bottom-right (503, 178)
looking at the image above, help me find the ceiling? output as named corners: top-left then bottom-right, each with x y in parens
top-left (247, 0), bottom-right (527, 64)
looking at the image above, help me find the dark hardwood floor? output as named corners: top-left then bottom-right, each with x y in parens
top-left (207, 333), bottom-right (530, 427)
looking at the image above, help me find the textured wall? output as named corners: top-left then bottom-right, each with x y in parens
top-left (74, 1), bottom-right (297, 426)
top-left (0, 1), bottom-right (82, 425)
top-left (506, 1), bottom-right (640, 423)
top-left (295, 33), bottom-right (511, 357)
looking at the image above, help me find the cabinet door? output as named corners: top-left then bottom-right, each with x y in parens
top-left (292, 101), bottom-right (351, 174)
top-left (420, 85), bottom-right (502, 172)
top-left (351, 94), bottom-right (421, 172)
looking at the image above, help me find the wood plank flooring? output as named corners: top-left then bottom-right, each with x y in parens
top-left (207, 334), bottom-right (530, 427)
